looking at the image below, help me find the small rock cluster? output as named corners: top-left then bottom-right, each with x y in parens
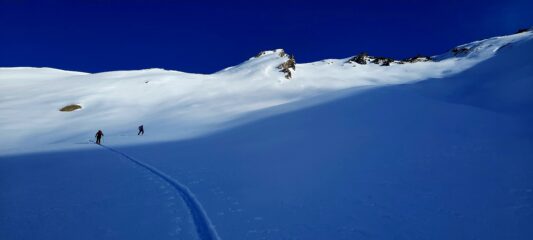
top-left (277, 52), bottom-right (296, 79)
top-left (401, 55), bottom-right (432, 63)
top-left (451, 47), bottom-right (470, 56)
top-left (59, 104), bottom-right (82, 112)
top-left (346, 52), bottom-right (431, 66)
top-left (347, 52), bottom-right (370, 65)
top-left (372, 57), bottom-right (395, 66)
top-left (254, 51), bottom-right (268, 58)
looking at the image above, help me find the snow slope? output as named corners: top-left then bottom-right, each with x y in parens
top-left (102, 37), bottom-right (533, 239)
top-left (1, 31), bottom-right (533, 240)
top-left (1, 31), bottom-right (531, 155)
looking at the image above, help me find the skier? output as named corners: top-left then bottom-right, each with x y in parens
top-left (95, 130), bottom-right (104, 144)
top-left (138, 125), bottom-right (144, 135)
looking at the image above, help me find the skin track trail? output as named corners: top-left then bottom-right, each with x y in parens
top-left (97, 144), bottom-right (221, 240)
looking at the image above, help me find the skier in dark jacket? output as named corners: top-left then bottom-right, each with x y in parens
top-left (138, 125), bottom-right (144, 135)
top-left (95, 130), bottom-right (104, 144)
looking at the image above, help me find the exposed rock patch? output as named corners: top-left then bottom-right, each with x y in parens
top-left (278, 50), bottom-right (287, 58)
top-left (346, 53), bottom-right (419, 66)
top-left (347, 52), bottom-right (369, 65)
top-left (59, 104), bottom-right (82, 112)
top-left (401, 55), bottom-right (432, 63)
top-left (254, 51), bottom-right (268, 58)
top-left (451, 47), bottom-right (470, 56)
top-left (254, 49), bottom-right (286, 58)
top-left (277, 54), bottom-right (296, 79)
top-left (372, 57), bottom-right (395, 66)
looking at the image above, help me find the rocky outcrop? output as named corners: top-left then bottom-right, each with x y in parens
top-left (60, 104), bottom-right (82, 112)
top-left (277, 54), bottom-right (296, 79)
top-left (347, 52), bottom-right (369, 65)
top-left (346, 53), bottom-right (398, 66)
top-left (252, 49), bottom-right (296, 79)
top-left (371, 57), bottom-right (394, 66)
top-left (346, 52), bottom-right (433, 66)
top-left (278, 50), bottom-right (287, 58)
top-left (254, 49), bottom-right (287, 58)
top-left (451, 47), bottom-right (470, 56)
top-left (401, 55), bottom-right (432, 63)
top-left (254, 51), bottom-right (268, 58)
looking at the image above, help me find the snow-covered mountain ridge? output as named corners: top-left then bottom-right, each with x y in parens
top-left (0, 30), bottom-right (532, 155)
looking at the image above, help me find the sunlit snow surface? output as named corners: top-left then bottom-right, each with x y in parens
top-left (1, 32), bottom-right (531, 155)
top-left (1, 31), bottom-right (533, 240)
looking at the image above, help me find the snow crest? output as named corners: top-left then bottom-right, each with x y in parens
top-left (0, 31), bottom-right (532, 155)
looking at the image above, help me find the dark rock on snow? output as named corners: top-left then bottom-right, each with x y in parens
top-left (347, 52), bottom-right (369, 65)
top-left (59, 104), bottom-right (82, 112)
top-left (371, 57), bottom-right (394, 66)
top-left (402, 55), bottom-right (432, 63)
top-left (277, 53), bottom-right (296, 79)
top-left (451, 47), bottom-right (470, 56)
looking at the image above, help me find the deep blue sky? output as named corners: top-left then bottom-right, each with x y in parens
top-left (1, 0), bottom-right (531, 73)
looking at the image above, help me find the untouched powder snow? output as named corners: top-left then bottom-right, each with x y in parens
top-left (1, 31), bottom-right (533, 240)
top-left (1, 31), bottom-right (531, 155)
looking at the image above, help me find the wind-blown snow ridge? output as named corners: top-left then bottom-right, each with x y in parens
top-left (98, 144), bottom-right (221, 240)
top-left (0, 30), bottom-right (532, 155)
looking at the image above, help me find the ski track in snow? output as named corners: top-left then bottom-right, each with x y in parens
top-left (97, 144), bottom-right (221, 240)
